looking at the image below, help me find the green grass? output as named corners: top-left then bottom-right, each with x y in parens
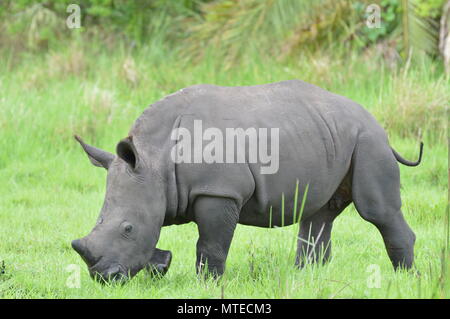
top-left (0, 45), bottom-right (448, 298)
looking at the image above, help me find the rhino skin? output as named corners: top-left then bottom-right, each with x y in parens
top-left (72, 79), bottom-right (423, 283)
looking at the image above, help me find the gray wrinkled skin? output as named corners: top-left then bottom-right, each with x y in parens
top-left (72, 80), bottom-right (422, 283)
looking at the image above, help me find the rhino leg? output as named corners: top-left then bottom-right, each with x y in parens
top-left (146, 248), bottom-right (172, 278)
top-left (296, 195), bottom-right (351, 268)
top-left (351, 134), bottom-right (416, 270)
top-left (193, 196), bottom-right (239, 278)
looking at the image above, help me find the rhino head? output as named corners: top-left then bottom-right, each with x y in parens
top-left (72, 135), bottom-right (166, 283)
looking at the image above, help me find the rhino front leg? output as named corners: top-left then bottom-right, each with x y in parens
top-left (193, 196), bottom-right (240, 278)
top-left (146, 248), bottom-right (172, 278)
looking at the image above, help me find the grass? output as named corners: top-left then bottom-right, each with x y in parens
top-left (0, 43), bottom-right (448, 298)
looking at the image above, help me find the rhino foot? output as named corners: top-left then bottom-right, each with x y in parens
top-left (146, 248), bottom-right (172, 278)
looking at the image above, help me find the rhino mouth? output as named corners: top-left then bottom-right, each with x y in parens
top-left (89, 259), bottom-right (129, 283)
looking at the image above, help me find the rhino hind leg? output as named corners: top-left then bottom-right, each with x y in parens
top-left (146, 248), bottom-right (172, 278)
top-left (351, 134), bottom-right (416, 270)
top-left (296, 178), bottom-right (351, 268)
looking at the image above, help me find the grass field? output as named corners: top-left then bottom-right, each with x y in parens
top-left (0, 45), bottom-right (448, 298)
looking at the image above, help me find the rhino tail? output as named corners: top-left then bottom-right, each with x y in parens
top-left (391, 142), bottom-right (424, 167)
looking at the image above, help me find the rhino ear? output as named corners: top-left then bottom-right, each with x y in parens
top-left (116, 136), bottom-right (139, 170)
top-left (74, 135), bottom-right (114, 169)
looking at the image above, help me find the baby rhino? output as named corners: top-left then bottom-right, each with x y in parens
top-left (72, 80), bottom-right (422, 283)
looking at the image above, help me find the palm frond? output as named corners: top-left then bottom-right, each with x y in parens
top-left (183, 0), bottom-right (337, 67)
top-left (402, 0), bottom-right (440, 59)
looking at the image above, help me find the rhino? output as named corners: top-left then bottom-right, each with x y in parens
top-left (72, 80), bottom-right (423, 283)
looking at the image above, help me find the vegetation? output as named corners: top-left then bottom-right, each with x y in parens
top-left (0, 0), bottom-right (448, 298)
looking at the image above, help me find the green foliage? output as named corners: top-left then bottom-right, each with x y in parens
top-left (401, 0), bottom-right (441, 59)
top-left (184, 0), bottom-right (369, 66)
top-left (182, 0), bottom-right (448, 66)
top-left (0, 0), bottom-right (205, 50)
top-left (415, 0), bottom-right (446, 18)
top-left (0, 0), bottom-right (448, 67)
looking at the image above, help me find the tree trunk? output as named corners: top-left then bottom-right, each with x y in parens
top-left (439, 1), bottom-right (450, 74)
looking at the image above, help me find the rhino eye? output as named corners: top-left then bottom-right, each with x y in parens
top-left (124, 224), bottom-right (133, 233)
top-left (120, 221), bottom-right (135, 238)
